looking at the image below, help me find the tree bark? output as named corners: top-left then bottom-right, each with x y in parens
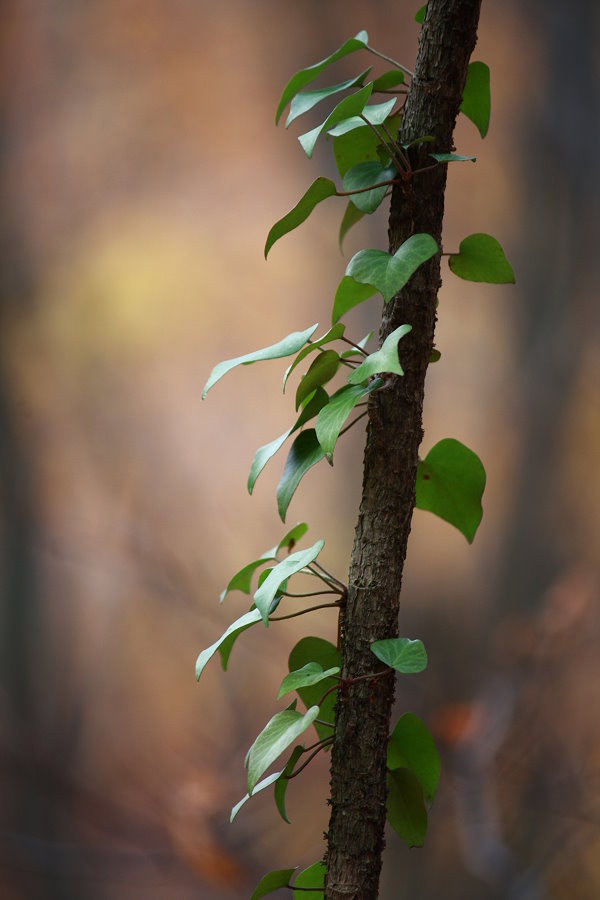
top-left (325, 3), bottom-right (482, 897)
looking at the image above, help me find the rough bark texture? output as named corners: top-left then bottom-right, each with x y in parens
top-left (325, 3), bottom-right (482, 897)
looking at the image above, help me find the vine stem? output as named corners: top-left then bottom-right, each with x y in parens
top-left (340, 336), bottom-right (369, 356)
top-left (336, 179), bottom-right (400, 198)
top-left (282, 589), bottom-right (340, 599)
top-left (285, 738), bottom-right (334, 780)
top-left (311, 561), bottom-right (347, 592)
top-left (365, 44), bottom-right (415, 79)
top-left (269, 602), bottom-right (340, 622)
top-left (358, 115), bottom-right (406, 173)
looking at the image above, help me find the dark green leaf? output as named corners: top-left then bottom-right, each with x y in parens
top-left (348, 325), bottom-right (412, 383)
top-left (246, 705), bottom-right (320, 794)
top-left (293, 862), bottom-right (326, 899)
top-left (387, 713), bottom-right (441, 804)
top-left (448, 232), bottom-right (515, 283)
top-left (331, 276), bottom-right (378, 324)
top-left (315, 379), bottom-right (382, 461)
top-left (370, 637), bottom-right (427, 673)
top-left (429, 348), bottom-right (441, 363)
top-left (430, 152), bottom-right (476, 162)
top-left (230, 770), bottom-right (282, 822)
top-left (387, 768), bottom-right (428, 847)
top-left (265, 178), bottom-right (337, 258)
top-left (460, 61), bottom-right (490, 138)
top-left (372, 70), bottom-right (405, 91)
top-left (283, 325), bottom-right (345, 390)
top-left (277, 430), bottom-right (326, 522)
top-left (274, 744), bottom-right (304, 823)
top-left (342, 161), bottom-right (397, 214)
top-left (286, 68), bottom-right (372, 127)
top-left (326, 97), bottom-right (397, 139)
top-left (275, 30), bottom-right (369, 125)
top-left (333, 113), bottom-right (400, 177)
top-left (346, 233), bottom-right (438, 302)
top-left (203, 324), bottom-right (318, 397)
top-left (339, 201), bottom-right (365, 251)
top-left (278, 662), bottom-right (341, 700)
top-left (288, 637), bottom-right (340, 742)
top-left (298, 83), bottom-right (374, 158)
top-left (295, 350), bottom-right (340, 410)
top-left (414, 4), bottom-right (427, 24)
top-left (250, 868), bottom-right (297, 900)
top-left (196, 608), bottom-right (263, 679)
top-left (415, 437), bottom-right (486, 542)
top-left (254, 540), bottom-right (325, 624)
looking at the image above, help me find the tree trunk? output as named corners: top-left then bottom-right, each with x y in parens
top-left (325, 3), bottom-right (482, 897)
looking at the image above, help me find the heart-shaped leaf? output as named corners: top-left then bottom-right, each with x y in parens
top-left (293, 862), bottom-right (326, 899)
top-left (295, 350), bottom-right (341, 410)
top-left (254, 540), bottom-right (325, 624)
top-left (250, 868), bottom-right (298, 900)
top-left (298, 83), bottom-right (374, 158)
top-left (348, 324), bottom-right (412, 383)
top-left (203, 324), bottom-right (318, 397)
top-left (387, 768), bottom-right (428, 848)
top-left (346, 233), bottom-right (438, 302)
top-left (285, 68), bottom-right (372, 127)
top-left (246, 705), bottom-right (320, 794)
top-left (265, 177), bottom-right (337, 258)
top-left (331, 276), bottom-right (378, 324)
top-left (342, 161), bottom-right (397, 214)
top-left (275, 30), bottom-right (368, 125)
top-left (415, 437), bottom-right (486, 542)
top-left (460, 61), bottom-right (490, 138)
top-left (387, 713), bottom-right (440, 804)
top-left (370, 637), bottom-right (427, 673)
top-left (283, 324), bottom-right (345, 390)
top-left (326, 97), bottom-right (397, 139)
top-left (289, 637), bottom-right (340, 742)
top-left (339, 201), bottom-right (366, 251)
top-left (315, 378), bottom-right (382, 460)
top-left (274, 744), bottom-right (304, 823)
top-left (220, 523), bottom-right (309, 602)
top-left (278, 662), bottom-right (341, 700)
top-left (448, 232), bottom-right (515, 283)
top-left (333, 113), bottom-right (400, 177)
top-left (277, 430), bottom-right (326, 522)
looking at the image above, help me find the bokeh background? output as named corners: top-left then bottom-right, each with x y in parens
top-left (1, 2), bottom-right (599, 898)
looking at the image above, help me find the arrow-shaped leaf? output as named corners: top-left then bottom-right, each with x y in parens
top-left (286, 68), bottom-right (372, 128)
top-left (370, 637), bottom-right (428, 673)
top-left (277, 430), bottom-right (326, 522)
top-left (372, 70), bottom-right (405, 91)
top-left (283, 324), bottom-right (345, 390)
top-left (326, 97), bottom-right (397, 139)
top-left (331, 276), bottom-right (378, 324)
top-left (247, 705), bottom-right (320, 794)
top-left (342, 161), bottom-right (397, 214)
top-left (250, 868), bottom-right (298, 900)
top-left (298, 83), bottom-right (374, 158)
top-left (333, 112), bottom-right (401, 177)
top-left (348, 325), bottom-right (412, 384)
top-left (278, 662), bottom-right (341, 700)
top-left (295, 350), bottom-right (340, 410)
top-left (346, 233), bottom-right (438, 302)
top-left (265, 178), bottom-right (337, 258)
top-left (274, 744), bottom-right (304, 823)
top-left (231, 770), bottom-right (282, 823)
top-left (415, 437), bottom-right (486, 542)
top-left (203, 324), bottom-right (318, 397)
top-left (196, 608), bottom-right (263, 679)
top-left (448, 232), bottom-right (515, 283)
top-left (430, 152), bottom-right (476, 162)
top-left (339, 201), bottom-right (365, 251)
top-left (275, 30), bottom-right (369, 125)
top-left (315, 378), bottom-right (382, 460)
top-left (460, 61), bottom-right (490, 138)
top-left (220, 523), bottom-right (309, 602)
top-left (288, 637), bottom-right (340, 742)
top-left (254, 540), bottom-right (325, 624)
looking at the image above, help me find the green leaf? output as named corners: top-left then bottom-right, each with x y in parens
top-left (202, 324), bottom-right (318, 397)
top-left (288, 637), bottom-right (340, 742)
top-left (253, 540), bottom-right (325, 624)
top-left (387, 713), bottom-right (441, 804)
top-left (333, 113), bottom-right (400, 177)
top-left (298, 83), bottom-right (374, 158)
top-left (275, 30), bottom-right (369, 125)
top-left (274, 744), bottom-right (304, 823)
top-left (370, 637), bottom-right (428, 673)
top-left (460, 61), bottom-right (490, 138)
top-left (220, 524), bottom-right (309, 600)
top-left (295, 350), bottom-right (341, 410)
top-left (429, 348), bottom-right (441, 363)
top-left (286, 68), bottom-right (372, 127)
top-left (247, 388), bottom-right (329, 494)
top-left (231, 770), bottom-right (282, 823)
top-left (341, 330), bottom-right (374, 358)
top-left (277, 430), bottom-right (326, 522)
top-left (278, 662), bottom-right (341, 700)
top-left (430, 152), bottom-right (476, 162)
top-left (293, 862), bottom-right (326, 899)
top-left (414, 4), bottom-right (427, 24)
top-left (265, 177), bottom-right (337, 258)
top-left (372, 70), bottom-right (405, 91)
top-left (387, 768), bottom-right (428, 848)
top-left (415, 437), bottom-right (486, 543)
top-left (326, 97), bottom-right (397, 138)
top-left (342, 161), bottom-right (397, 214)
top-left (250, 868), bottom-right (297, 900)
top-left (246, 705), bottom-right (320, 794)
top-left (196, 608), bottom-right (263, 679)
top-left (348, 325), bottom-right (412, 384)
top-left (448, 232), bottom-right (515, 283)
top-left (283, 324), bottom-right (345, 390)
top-left (346, 233), bottom-right (438, 302)
top-left (315, 378), bottom-right (382, 461)
top-left (331, 276), bottom-right (378, 324)
top-left (339, 201), bottom-right (365, 251)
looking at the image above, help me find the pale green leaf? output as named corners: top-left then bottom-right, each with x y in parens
top-left (202, 324), bottom-right (318, 397)
top-left (275, 30), bottom-right (369, 124)
top-left (460, 61), bottom-right (490, 138)
top-left (265, 178), bottom-right (337, 258)
top-left (231, 770), bottom-right (282, 822)
top-left (415, 437), bottom-right (486, 542)
top-left (283, 324), bottom-right (345, 391)
top-left (370, 637), bottom-right (428, 673)
top-left (196, 608), bottom-right (263, 679)
top-left (288, 637), bottom-right (340, 742)
top-left (331, 276), bottom-right (378, 324)
top-left (387, 768), bottom-right (428, 847)
top-left (448, 232), bottom-right (515, 283)
top-left (247, 705), bottom-right (320, 794)
top-left (339, 201), bottom-right (365, 251)
top-left (333, 112), bottom-right (400, 177)
top-left (326, 97), bottom-right (397, 139)
top-left (315, 378), bottom-right (382, 460)
top-left (387, 713), bottom-right (440, 804)
top-left (346, 233), bottom-right (438, 302)
top-left (293, 862), bottom-right (326, 899)
top-left (298, 83), bottom-right (374, 158)
top-left (278, 663), bottom-right (341, 700)
top-left (348, 325), bottom-right (412, 384)
top-left (286, 68), bottom-right (371, 127)
top-left (295, 350), bottom-right (340, 410)
top-left (277, 430), bottom-right (325, 522)
top-left (372, 70), bottom-right (405, 91)
top-left (250, 868), bottom-right (297, 900)
top-left (254, 540), bottom-right (325, 624)
top-left (342, 161), bottom-right (397, 214)
top-left (430, 152), bottom-right (476, 162)
top-left (220, 524), bottom-right (310, 601)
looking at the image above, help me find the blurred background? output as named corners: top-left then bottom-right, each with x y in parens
top-left (0, 1), bottom-right (598, 898)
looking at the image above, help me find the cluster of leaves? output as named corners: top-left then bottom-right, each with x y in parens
top-left (198, 17), bottom-right (513, 898)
